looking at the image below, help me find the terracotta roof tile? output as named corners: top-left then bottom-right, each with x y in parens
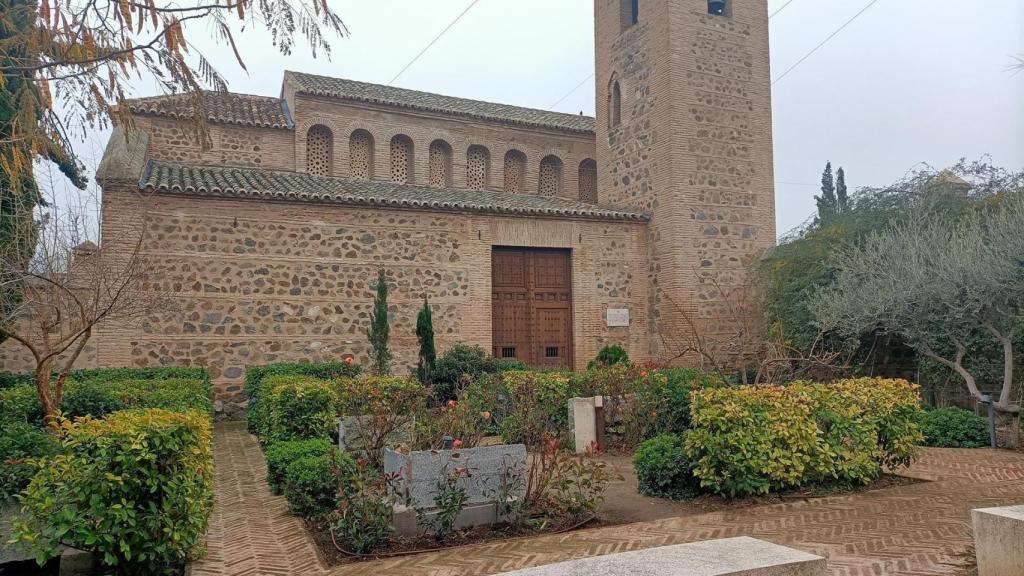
top-left (139, 161), bottom-right (648, 222)
top-left (287, 71), bottom-right (595, 134)
top-left (126, 91), bottom-right (292, 129)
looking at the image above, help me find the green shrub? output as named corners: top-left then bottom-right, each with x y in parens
top-left (587, 344), bottom-right (629, 369)
top-left (491, 371), bottom-right (582, 445)
top-left (12, 409), bottom-right (213, 575)
top-left (265, 376), bottom-right (339, 443)
top-left (332, 459), bottom-right (398, 554)
top-left (61, 382), bottom-right (123, 419)
top-left (265, 438), bottom-right (333, 494)
top-left (69, 366), bottom-right (210, 385)
top-left (635, 368), bottom-right (727, 437)
top-left (282, 451), bottom-right (354, 518)
top-left (0, 421), bottom-right (57, 502)
top-left (633, 433), bottom-right (698, 500)
top-left (0, 371), bottom-right (32, 390)
top-left (244, 362), bottom-right (360, 434)
top-left (918, 407), bottom-right (990, 448)
top-left (685, 378), bottom-right (923, 497)
top-left (0, 385), bottom-right (44, 425)
top-left (432, 344), bottom-right (501, 402)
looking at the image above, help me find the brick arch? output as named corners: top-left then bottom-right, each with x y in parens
top-left (305, 124), bottom-right (333, 177)
top-left (503, 149), bottom-right (527, 194)
top-left (428, 139), bottom-right (453, 188)
top-left (466, 145), bottom-right (490, 190)
top-left (578, 158), bottom-right (597, 203)
top-left (538, 155), bottom-right (563, 197)
top-left (390, 134), bottom-right (415, 184)
top-left (349, 129), bottom-right (374, 179)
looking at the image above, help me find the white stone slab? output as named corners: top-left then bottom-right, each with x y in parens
top-left (972, 504), bottom-right (1024, 576)
top-left (569, 397), bottom-right (597, 454)
top-left (496, 537), bottom-right (826, 576)
top-left (606, 308), bottom-right (630, 327)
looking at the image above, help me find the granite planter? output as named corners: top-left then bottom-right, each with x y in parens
top-left (383, 444), bottom-right (527, 537)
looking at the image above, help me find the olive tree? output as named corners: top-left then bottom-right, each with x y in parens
top-left (813, 195), bottom-right (1024, 413)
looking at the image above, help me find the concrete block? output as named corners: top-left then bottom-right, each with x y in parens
top-left (569, 397), bottom-right (597, 454)
top-left (393, 501), bottom-right (506, 537)
top-left (384, 444), bottom-right (527, 509)
top-left (972, 504), bottom-right (1024, 576)
top-left (495, 536), bottom-right (826, 576)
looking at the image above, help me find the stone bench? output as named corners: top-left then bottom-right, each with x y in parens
top-left (496, 537), bottom-right (826, 576)
top-left (972, 504), bottom-right (1024, 576)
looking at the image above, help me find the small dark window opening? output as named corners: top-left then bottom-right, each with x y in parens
top-left (620, 0), bottom-right (639, 32)
top-left (708, 0), bottom-right (729, 16)
top-left (502, 347), bottom-right (517, 358)
top-left (545, 347), bottom-right (560, 358)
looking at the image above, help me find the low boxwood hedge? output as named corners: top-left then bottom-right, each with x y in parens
top-left (244, 362), bottom-right (361, 433)
top-left (265, 438), bottom-right (334, 494)
top-left (633, 433), bottom-right (699, 500)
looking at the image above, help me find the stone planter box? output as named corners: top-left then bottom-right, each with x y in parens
top-left (383, 444), bottom-right (527, 537)
top-left (972, 504), bottom-right (1024, 576)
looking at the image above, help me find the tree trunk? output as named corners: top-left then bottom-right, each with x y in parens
top-left (34, 360), bottom-right (59, 429)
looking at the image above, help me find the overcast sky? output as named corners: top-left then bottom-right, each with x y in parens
top-left (63, 0), bottom-right (1024, 237)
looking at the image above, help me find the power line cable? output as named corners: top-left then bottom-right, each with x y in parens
top-left (772, 0), bottom-right (880, 86)
top-left (388, 0), bottom-right (480, 86)
top-left (548, 0), bottom-right (802, 111)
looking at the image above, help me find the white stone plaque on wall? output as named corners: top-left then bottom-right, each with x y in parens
top-left (606, 308), bottom-right (630, 327)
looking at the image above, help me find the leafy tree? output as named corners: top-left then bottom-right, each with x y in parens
top-left (813, 194), bottom-right (1024, 413)
top-left (366, 267), bottom-right (391, 376)
top-left (415, 296), bottom-right (436, 385)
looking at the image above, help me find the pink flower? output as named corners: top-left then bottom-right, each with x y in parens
top-left (481, 411), bottom-right (492, 420)
top-left (447, 400), bottom-right (457, 408)
top-left (452, 439), bottom-right (463, 449)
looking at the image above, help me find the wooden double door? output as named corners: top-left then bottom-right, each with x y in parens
top-left (491, 247), bottom-right (573, 369)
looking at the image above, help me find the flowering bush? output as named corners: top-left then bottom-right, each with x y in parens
top-left (332, 458), bottom-right (400, 554)
top-left (336, 376), bottom-right (426, 466)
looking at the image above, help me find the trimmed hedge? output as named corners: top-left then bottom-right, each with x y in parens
top-left (685, 378), bottom-right (923, 497)
top-left (265, 438), bottom-right (333, 494)
top-left (260, 376), bottom-right (339, 443)
top-left (11, 408), bottom-right (214, 574)
top-left (634, 368), bottom-right (728, 437)
top-left (0, 377), bottom-right (213, 424)
top-left (283, 451), bottom-right (355, 518)
top-left (244, 362), bottom-right (361, 434)
top-left (919, 407), bottom-right (990, 448)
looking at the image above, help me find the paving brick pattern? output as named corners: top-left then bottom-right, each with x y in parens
top-left (189, 423), bottom-right (1024, 576)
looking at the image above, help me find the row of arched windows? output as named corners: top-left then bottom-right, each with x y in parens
top-left (305, 125), bottom-right (598, 201)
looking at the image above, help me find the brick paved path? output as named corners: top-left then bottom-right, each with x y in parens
top-left (189, 422), bottom-right (1024, 576)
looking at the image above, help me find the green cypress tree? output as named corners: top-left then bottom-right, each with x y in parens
top-left (366, 267), bottom-right (392, 376)
top-left (815, 161), bottom-right (837, 223)
top-left (415, 296), bottom-right (437, 385)
top-left (836, 167), bottom-right (849, 213)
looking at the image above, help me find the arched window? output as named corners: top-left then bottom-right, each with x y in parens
top-left (538, 155), bottom-right (563, 197)
top-left (503, 149), bottom-right (526, 194)
top-left (306, 124), bottom-right (333, 176)
top-left (579, 159), bottom-right (597, 203)
top-left (466, 145), bottom-right (490, 190)
top-left (609, 80), bottom-right (622, 129)
top-left (349, 129), bottom-right (374, 179)
top-left (428, 139), bottom-right (453, 188)
top-left (390, 134), bottom-right (414, 184)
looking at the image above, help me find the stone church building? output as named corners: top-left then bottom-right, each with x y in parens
top-left (2, 0), bottom-right (775, 414)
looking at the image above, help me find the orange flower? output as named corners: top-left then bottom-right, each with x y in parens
top-left (481, 411), bottom-right (492, 420)
top-left (452, 439), bottom-right (463, 449)
top-left (650, 410), bottom-right (658, 418)
top-left (640, 370), bottom-right (648, 378)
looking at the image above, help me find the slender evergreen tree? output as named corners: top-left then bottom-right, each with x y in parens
top-left (415, 296), bottom-right (437, 386)
top-left (836, 167), bottom-right (849, 214)
top-left (815, 161), bottom-right (837, 222)
top-left (366, 267), bottom-right (392, 376)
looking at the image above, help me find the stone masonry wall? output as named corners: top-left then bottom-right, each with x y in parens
top-left (96, 186), bottom-right (649, 415)
top-left (132, 116), bottom-right (296, 171)
top-left (595, 0), bottom-right (775, 364)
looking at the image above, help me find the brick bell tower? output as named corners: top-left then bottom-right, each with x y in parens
top-left (594, 0), bottom-right (776, 364)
